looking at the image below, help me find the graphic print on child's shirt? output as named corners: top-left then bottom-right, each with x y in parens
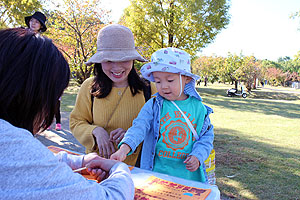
top-left (153, 97), bottom-right (207, 182)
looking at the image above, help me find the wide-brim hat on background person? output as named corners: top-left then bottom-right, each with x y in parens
top-left (85, 24), bottom-right (147, 66)
top-left (25, 11), bottom-right (47, 32)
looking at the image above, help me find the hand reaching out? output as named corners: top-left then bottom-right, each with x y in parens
top-left (110, 144), bottom-right (131, 162)
top-left (82, 152), bottom-right (101, 167)
top-left (184, 155), bottom-right (200, 172)
top-left (92, 127), bottom-right (116, 159)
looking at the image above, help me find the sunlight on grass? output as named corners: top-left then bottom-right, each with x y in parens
top-left (61, 79), bottom-right (80, 112)
top-left (219, 178), bottom-right (258, 200)
top-left (199, 83), bottom-right (300, 200)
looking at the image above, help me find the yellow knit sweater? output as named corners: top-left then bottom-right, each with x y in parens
top-left (69, 77), bottom-right (156, 166)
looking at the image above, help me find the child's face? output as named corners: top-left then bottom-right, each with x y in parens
top-left (29, 18), bottom-right (41, 33)
top-left (153, 71), bottom-right (192, 101)
top-left (101, 60), bottom-right (133, 88)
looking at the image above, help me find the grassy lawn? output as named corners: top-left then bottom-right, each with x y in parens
top-left (197, 83), bottom-right (300, 200)
top-left (62, 79), bottom-right (300, 199)
top-left (61, 80), bottom-right (80, 112)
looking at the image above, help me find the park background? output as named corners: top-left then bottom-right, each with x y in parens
top-left (1, 0), bottom-right (300, 199)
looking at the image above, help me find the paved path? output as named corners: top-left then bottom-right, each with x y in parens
top-left (35, 111), bottom-right (85, 154)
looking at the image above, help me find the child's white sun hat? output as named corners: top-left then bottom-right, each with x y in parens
top-left (140, 47), bottom-right (199, 82)
top-left (141, 47), bottom-right (202, 100)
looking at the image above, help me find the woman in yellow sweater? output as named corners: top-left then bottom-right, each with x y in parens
top-left (69, 24), bottom-right (156, 166)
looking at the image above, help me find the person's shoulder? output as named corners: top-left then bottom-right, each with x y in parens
top-left (0, 119), bottom-right (33, 142)
top-left (83, 77), bottom-right (94, 84)
top-left (189, 96), bottom-right (206, 108)
top-left (189, 95), bottom-right (202, 103)
top-left (80, 77), bottom-right (94, 88)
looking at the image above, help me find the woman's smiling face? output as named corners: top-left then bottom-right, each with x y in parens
top-left (101, 60), bottom-right (133, 88)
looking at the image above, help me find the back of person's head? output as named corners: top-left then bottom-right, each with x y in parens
top-left (0, 28), bottom-right (70, 133)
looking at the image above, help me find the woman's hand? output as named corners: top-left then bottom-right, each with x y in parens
top-left (184, 155), bottom-right (200, 172)
top-left (92, 127), bottom-right (116, 159)
top-left (86, 158), bottom-right (120, 182)
top-left (82, 152), bottom-right (101, 167)
top-left (110, 128), bottom-right (126, 145)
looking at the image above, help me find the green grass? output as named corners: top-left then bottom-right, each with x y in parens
top-left (61, 80), bottom-right (80, 112)
top-left (197, 83), bottom-right (300, 200)
top-left (61, 80), bottom-right (300, 199)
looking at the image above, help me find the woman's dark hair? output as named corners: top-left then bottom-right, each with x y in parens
top-left (0, 28), bottom-right (70, 133)
top-left (91, 62), bottom-right (148, 98)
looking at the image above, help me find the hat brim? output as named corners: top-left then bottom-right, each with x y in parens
top-left (141, 63), bottom-right (200, 82)
top-left (25, 16), bottom-right (47, 32)
top-left (85, 49), bottom-right (147, 66)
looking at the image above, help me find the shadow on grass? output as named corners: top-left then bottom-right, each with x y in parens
top-left (214, 127), bottom-right (300, 200)
top-left (249, 90), bottom-right (300, 100)
top-left (197, 86), bottom-right (300, 101)
top-left (197, 89), bottom-right (300, 119)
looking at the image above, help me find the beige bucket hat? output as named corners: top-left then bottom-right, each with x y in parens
top-left (85, 24), bottom-right (147, 66)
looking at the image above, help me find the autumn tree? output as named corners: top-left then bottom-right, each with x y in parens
top-left (121, 0), bottom-right (230, 59)
top-left (47, 0), bottom-right (110, 84)
top-left (277, 55), bottom-right (300, 74)
top-left (0, 0), bottom-right (43, 28)
top-left (192, 55), bottom-right (224, 83)
top-left (265, 67), bottom-right (285, 86)
top-left (222, 53), bottom-right (244, 88)
top-left (238, 56), bottom-right (262, 91)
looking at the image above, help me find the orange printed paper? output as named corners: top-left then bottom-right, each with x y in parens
top-left (48, 145), bottom-right (80, 155)
top-left (135, 176), bottom-right (211, 200)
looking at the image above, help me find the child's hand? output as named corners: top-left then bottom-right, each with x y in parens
top-left (184, 155), bottom-right (200, 172)
top-left (110, 144), bottom-right (131, 162)
top-left (110, 149), bottom-right (127, 162)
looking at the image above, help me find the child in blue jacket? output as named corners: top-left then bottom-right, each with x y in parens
top-left (111, 47), bottom-right (214, 183)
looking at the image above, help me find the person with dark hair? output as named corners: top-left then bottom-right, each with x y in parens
top-left (69, 24), bottom-right (157, 166)
top-left (25, 11), bottom-right (63, 131)
top-left (24, 11), bottom-right (47, 33)
top-left (0, 28), bottom-right (134, 199)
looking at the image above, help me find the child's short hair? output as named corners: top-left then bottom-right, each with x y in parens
top-left (141, 47), bottom-right (199, 82)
